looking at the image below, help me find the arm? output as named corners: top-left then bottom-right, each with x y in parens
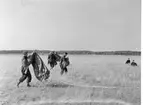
top-left (60, 57), bottom-right (64, 64)
top-left (27, 51), bottom-right (36, 64)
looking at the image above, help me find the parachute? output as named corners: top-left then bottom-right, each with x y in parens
top-left (48, 53), bottom-right (61, 68)
top-left (31, 52), bottom-right (50, 81)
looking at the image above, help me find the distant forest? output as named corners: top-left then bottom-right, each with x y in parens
top-left (0, 50), bottom-right (141, 56)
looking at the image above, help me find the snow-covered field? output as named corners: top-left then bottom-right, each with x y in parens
top-left (0, 55), bottom-right (141, 105)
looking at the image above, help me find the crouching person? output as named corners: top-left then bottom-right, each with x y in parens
top-left (131, 60), bottom-right (138, 66)
top-left (125, 58), bottom-right (130, 64)
top-left (17, 51), bottom-right (34, 87)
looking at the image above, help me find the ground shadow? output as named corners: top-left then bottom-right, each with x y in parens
top-left (31, 81), bottom-right (73, 88)
top-left (45, 82), bottom-right (72, 88)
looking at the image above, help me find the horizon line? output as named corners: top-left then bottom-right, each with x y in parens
top-left (0, 50), bottom-right (141, 52)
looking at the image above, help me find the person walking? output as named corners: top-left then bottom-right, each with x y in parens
top-left (17, 51), bottom-right (34, 87)
top-left (60, 52), bottom-right (69, 75)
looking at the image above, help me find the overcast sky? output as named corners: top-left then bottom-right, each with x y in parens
top-left (0, 0), bottom-right (141, 51)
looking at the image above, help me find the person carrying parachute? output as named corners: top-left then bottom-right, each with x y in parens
top-left (17, 51), bottom-right (50, 87)
top-left (48, 51), bottom-right (60, 69)
top-left (17, 51), bottom-right (34, 87)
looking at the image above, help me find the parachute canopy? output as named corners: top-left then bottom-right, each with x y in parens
top-left (31, 52), bottom-right (50, 81)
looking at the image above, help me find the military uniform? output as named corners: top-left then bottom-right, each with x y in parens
top-left (48, 52), bottom-right (57, 68)
top-left (17, 52), bottom-right (33, 87)
top-left (60, 54), bottom-right (68, 75)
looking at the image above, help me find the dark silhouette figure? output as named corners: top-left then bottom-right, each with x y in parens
top-left (48, 51), bottom-right (61, 69)
top-left (125, 58), bottom-right (130, 64)
top-left (48, 51), bottom-right (57, 69)
top-left (131, 60), bottom-right (137, 66)
top-left (60, 52), bottom-right (70, 75)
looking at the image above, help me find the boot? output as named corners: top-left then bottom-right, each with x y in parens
top-left (27, 83), bottom-right (31, 87)
top-left (17, 82), bottom-right (20, 88)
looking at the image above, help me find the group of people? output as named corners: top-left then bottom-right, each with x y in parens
top-left (125, 58), bottom-right (138, 66)
top-left (48, 51), bottom-right (70, 75)
top-left (17, 51), bottom-right (138, 87)
top-left (17, 51), bottom-right (70, 87)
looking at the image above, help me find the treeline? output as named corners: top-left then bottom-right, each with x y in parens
top-left (0, 50), bottom-right (141, 56)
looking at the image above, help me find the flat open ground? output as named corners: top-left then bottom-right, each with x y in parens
top-left (0, 55), bottom-right (141, 105)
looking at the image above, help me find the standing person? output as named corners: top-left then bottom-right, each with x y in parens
top-left (60, 52), bottom-right (69, 75)
top-left (17, 51), bottom-right (34, 87)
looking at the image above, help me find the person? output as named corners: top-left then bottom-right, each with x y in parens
top-left (48, 51), bottom-right (57, 69)
top-left (60, 52), bottom-right (69, 75)
top-left (131, 60), bottom-right (137, 66)
top-left (125, 58), bottom-right (130, 64)
top-left (17, 51), bottom-right (34, 87)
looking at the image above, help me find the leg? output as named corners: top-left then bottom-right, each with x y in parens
top-left (60, 69), bottom-right (64, 75)
top-left (26, 70), bottom-right (32, 87)
top-left (60, 64), bottom-right (64, 75)
top-left (64, 67), bottom-right (68, 73)
top-left (17, 74), bottom-right (27, 87)
top-left (50, 62), bottom-right (54, 69)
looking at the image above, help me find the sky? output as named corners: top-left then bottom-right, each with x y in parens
top-left (0, 0), bottom-right (141, 51)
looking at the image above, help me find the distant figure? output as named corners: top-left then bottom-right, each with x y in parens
top-left (60, 52), bottom-right (70, 75)
top-left (48, 51), bottom-right (57, 69)
top-left (131, 60), bottom-right (137, 66)
top-left (125, 58), bottom-right (130, 64)
top-left (17, 51), bottom-right (34, 87)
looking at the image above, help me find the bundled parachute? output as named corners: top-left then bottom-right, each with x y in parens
top-left (48, 53), bottom-right (62, 69)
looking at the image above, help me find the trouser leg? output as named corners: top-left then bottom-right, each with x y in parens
top-left (26, 70), bottom-right (32, 86)
top-left (54, 61), bottom-right (57, 66)
top-left (50, 62), bottom-right (54, 68)
top-left (17, 74), bottom-right (27, 87)
top-left (64, 67), bottom-right (68, 73)
top-left (19, 74), bottom-right (27, 83)
top-left (60, 64), bottom-right (68, 75)
top-left (60, 64), bottom-right (64, 75)
top-left (60, 69), bottom-right (64, 75)
top-left (17, 67), bottom-right (31, 87)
